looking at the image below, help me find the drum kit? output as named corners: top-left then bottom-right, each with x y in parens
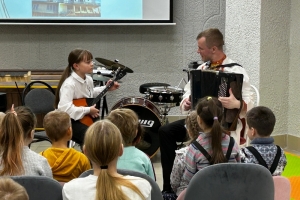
top-left (94, 58), bottom-right (184, 158)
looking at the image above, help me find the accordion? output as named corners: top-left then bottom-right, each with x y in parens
top-left (190, 70), bottom-right (244, 131)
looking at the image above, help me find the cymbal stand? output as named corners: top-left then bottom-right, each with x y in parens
top-left (159, 105), bottom-right (171, 125)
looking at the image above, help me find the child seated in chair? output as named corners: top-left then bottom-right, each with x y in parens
top-left (240, 106), bottom-right (287, 175)
top-left (0, 106), bottom-right (52, 177)
top-left (106, 108), bottom-right (155, 180)
top-left (62, 120), bottom-right (151, 200)
top-left (40, 111), bottom-right (91, 182)
top-left (170, 111), bottom-right (202, 196)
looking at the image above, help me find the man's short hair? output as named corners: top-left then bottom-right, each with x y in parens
top-left (43, 111), bottom-right (71, 142)
top-left (0, 178), bottom-right (29, 200)
top-left (196, 28), bottom-right (224, 49)
top-left (246, 106), bottom-right (276, 137)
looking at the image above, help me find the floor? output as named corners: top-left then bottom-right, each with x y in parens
top-left (30, 141), bottom-right (164, 190)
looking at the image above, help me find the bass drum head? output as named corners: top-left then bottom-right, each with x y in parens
top-left (111, 97), bottom-right (161, 158)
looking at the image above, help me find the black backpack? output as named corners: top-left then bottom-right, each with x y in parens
top-left (245, 145), bottom-right (281, 174)
top-left (192, 136), bottom-right (235, 164)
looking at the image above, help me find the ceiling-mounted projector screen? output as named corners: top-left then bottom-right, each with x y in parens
top-left (0, 0), bottom-right (173, 25)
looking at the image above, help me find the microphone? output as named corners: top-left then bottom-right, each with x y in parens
top-left (188, 61), bottom-right (201, 69)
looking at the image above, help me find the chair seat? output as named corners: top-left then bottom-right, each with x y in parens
top-left (33, 131), bottom-right (51, 144)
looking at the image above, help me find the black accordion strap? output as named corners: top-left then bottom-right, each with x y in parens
top-left (217, 63), bottom-right (242, 68)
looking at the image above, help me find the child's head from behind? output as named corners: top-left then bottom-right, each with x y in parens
top-left (43, 111), bottom-right (71, 142)
top-left (196, 96), bottom-right (223, 130)
top-left (246, 106), bottom-right (276, 139)
top-left (84, 120), bottom-right (122, 167)
top-left (196, 96), bottom-right (225, 164)
top-left (106, 108), bottom-right (139, 146)
top-left (185, 110), bottom-right (202, 143)
top-left (14, 106), bottom-right (37, 141)
top-left (0, 178), bottom-right (29, 200)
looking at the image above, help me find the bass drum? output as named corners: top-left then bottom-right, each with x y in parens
top-left (111, 97), bottom-right (161, 158)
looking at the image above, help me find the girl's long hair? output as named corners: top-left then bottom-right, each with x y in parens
top-left (55, 49), bottom-right (93, 108)
top-left (196, 96), bottom-right (226, 164)
top-left (0, 113), bottom-right (25, 175)
top-left (84, 120), bottom-right (145, 200)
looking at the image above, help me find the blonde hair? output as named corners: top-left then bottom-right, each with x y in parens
top-left (43, 111), bottom-right (71, 142)
top-left (0, 113), bottom-right (24, 176)
top-left (106, 108), bottom-right (139, 146)
top-left (0, 178), bottom-right (29, 200)
top-left (0, 112), bottom-right (5, 124)
top-left (84, 120), bottom-right (145, 200)
top-left (185, 111), bottom-right (202, 144)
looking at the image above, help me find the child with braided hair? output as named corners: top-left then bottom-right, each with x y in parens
top-left (170, 111), bottom-right (202, 196)
top-left (180, 96), bottom-right (240, 194)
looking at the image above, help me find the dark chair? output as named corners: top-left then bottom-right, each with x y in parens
top-left (79, 169), bottom-right (163, 200)
top-left (22, 81), bottom-right (55, 144)
top-left (184, 163), bottom-right (274, 200)
top-left (11, 176), bottom-right (63, 200)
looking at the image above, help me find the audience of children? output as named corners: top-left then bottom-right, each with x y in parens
top-left (180, 97), bottom-right (240, 192)
top-left (0, 106), bottom-right (52, 177)
top-left (170, 111), bottom-right (202, 196)
top-left (240, 106), bottom-right (287, 175)
top-left (40, 111), bottom-right (91, 182)
top-left (62, 120), bottom-right (151, 200)
top-left (0, 178), bottom-right (29, 200)
top-left (106, 108), bottom-right (155, 180)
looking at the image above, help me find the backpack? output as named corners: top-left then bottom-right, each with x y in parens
top-left (192, 136), bottom-right (235, 164)
top-left (246, 145), bottom-right (281, 174)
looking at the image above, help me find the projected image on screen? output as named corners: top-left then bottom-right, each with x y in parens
top-left (0, 0), bottom-right (171, 24)
top-left (32, 0), bottom-right (101, 17)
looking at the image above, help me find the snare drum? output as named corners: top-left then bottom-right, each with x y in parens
top-left (111, 97), bottom-right (161, 158)
top-left (148, 86), bottom-right (184, 107)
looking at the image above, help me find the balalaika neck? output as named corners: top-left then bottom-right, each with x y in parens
top-left (92, 81), bottom-right (114, 105)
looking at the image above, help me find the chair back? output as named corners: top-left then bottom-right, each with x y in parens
top-left (11, 176), bottom-right (63, 200)
top-left (22, 81), bottom-right (55, 114)
top-left (273, 176), bottom-right (291, 200)
top-left (79, 169), bottom-right (163, 200)
top-left (184, 163), bottom-right (274, 200)
top-left (22, 81), bottom-right (55, 145)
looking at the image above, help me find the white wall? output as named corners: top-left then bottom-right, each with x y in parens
top-left (226, 0), bottom-right (291, 136)
top-left (289, 0), bottom-right (300, 137)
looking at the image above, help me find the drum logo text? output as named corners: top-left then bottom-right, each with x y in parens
top-left (139, 119), bottom-right (155, 128)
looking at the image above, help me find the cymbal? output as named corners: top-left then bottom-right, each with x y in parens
top-left (95, 57), bottom-right (134, 73)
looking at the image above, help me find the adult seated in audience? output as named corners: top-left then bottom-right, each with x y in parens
top-left (106, 108), bottom-right (155, 180)
top-left (240, 106), bottom-right (287, 175)
top-left (40, 111), bottom-right (91, 182)
top-left (62, 120), bottom-right (151, 200)
top-left (0, 106), bottom-right (52, 177)
top-left (0, 177), bottom-right (29, 200)
top-left (170, 111), bottom-right (202, 197)
top-left (180, 97), bottom-right (240, 194)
